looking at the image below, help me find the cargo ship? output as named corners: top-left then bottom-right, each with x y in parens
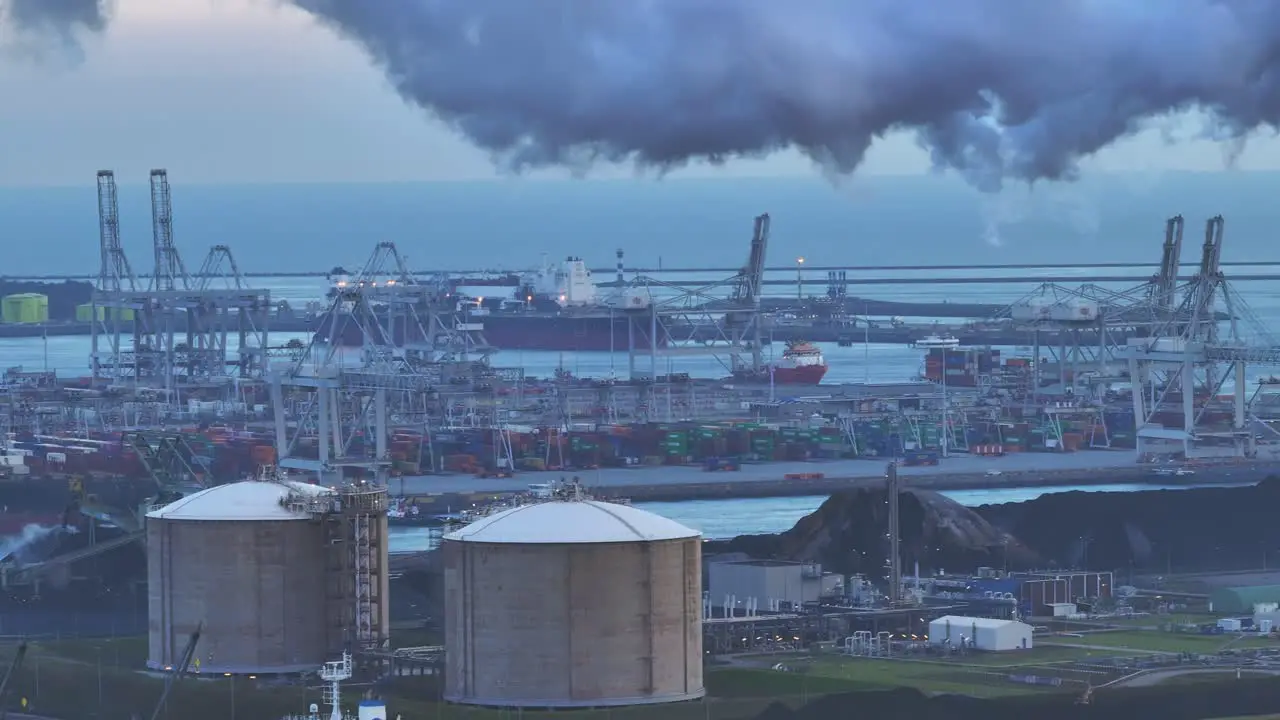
top-left (320, 256), bottom-right (668, 352)
top-left (731, 341), bottom-right (828, 385)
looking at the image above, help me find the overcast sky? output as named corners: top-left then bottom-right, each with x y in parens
top-left (2, 0), bottom-right (1279, 187)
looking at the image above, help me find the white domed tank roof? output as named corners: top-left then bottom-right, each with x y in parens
top-left (444, 500), bottom-right (700, 544)
top-left (145, 480), bottom-right (331, 522)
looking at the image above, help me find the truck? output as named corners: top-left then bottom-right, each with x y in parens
top-left (902, 449), bottom-right (940, 467)
top-left (703, 457), bottom-right (741, 472)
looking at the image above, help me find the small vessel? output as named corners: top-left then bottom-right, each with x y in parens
top-left (912, 334), bottom-right (961, 350)
top-left (731, 341), bottom-right (828, 385)
top-left (772, 341), bottom-right (829, 385)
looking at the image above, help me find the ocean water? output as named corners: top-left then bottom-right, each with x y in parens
top-left (4, 172), bottom-right (1280, 275)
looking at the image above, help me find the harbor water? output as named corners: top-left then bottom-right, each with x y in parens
top-left (5, 268), bottom-right (1280, 387)
top-left (3, 270), bottom-right (1277, 545)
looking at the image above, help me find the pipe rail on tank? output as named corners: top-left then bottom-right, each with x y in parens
top-left (281, 485), bottom-right (389, 517)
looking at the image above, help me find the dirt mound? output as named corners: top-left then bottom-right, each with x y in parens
top-left (708, 487), bottom-right (1039, 575)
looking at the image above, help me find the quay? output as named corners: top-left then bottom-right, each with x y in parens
top-left (391, 454), bottom-right (1280, 512)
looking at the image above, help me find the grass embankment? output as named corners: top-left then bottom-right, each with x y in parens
top-left (1, 637), bottom-right (789, 720)
top-left (9, 625), bottom-right (1277, 719)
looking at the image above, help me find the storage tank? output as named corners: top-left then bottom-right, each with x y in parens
top-left (443, 500), bottom-right (704, 708)
top-left (76, 303), bottom-right (135, 323)
top-left (1, 293), bottom-right (48, 324)
top-left (147, 481), bottom-right (334, 674)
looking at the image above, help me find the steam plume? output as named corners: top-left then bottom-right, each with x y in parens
top-left (288, 0), bottom-right (1280, 190)
top-left (0, 0), bottom-right (111, 55)
top-left (2, 0), bottom-right (109, 33)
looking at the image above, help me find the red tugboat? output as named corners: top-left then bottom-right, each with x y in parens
top-left (772, 341), bottom-right (829, 384)
top-left (732, 341), bottom-right (829, 385)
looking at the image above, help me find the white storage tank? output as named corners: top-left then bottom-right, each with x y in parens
top-left (443, 500), bottom-right (704, 708)
top-left (147, 481), bottom-right (334, 674)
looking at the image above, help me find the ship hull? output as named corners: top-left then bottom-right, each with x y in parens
top-left (733, 363), bottom-right (828, 385)
top-left (481, 313), bottom-right (665, 351)
top-left (317, 311), bottom-right (670, 352)
top-left (772, 363), bottom-right (828, 385)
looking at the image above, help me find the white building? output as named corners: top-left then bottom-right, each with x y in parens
top-left (928, 615), bottom-right (1033, 652)
top-left (707, 559), bottom-right (826, 612)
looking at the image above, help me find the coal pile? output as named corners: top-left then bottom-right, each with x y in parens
top-left (707, 487), bottom-right (1039, 574)
top-left (708, 478), bottom-right (1280, 576)
top-left (974, 477), bottom-right (1280, 571)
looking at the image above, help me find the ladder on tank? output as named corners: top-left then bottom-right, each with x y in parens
top-left (353, 512), bottom-right (374, 648)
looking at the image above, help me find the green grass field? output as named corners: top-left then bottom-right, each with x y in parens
top-left (0, 639), bottom-right (807, 720)
top-left (718, 645), bottom-right (1126, 699)
top-left (1042, 629), bottom-right (1278, 654)
top-left (10, 633), bottom-right (1271, 719)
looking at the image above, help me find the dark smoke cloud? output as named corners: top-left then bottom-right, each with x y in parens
top-left (288, 0), bottom-right (1280, 190)
top-left (1, 0), bottom-right (111, 56)
top-left (2, 0), bottom-right (110, 33)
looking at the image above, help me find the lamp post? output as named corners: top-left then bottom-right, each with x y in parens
top-left (796, 256), bottom-right (805, 300)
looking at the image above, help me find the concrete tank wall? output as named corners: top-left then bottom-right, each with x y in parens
top-left (443, 537), bottom-right (703, 707)
top-left (147, 517), bottom-right (330, 674)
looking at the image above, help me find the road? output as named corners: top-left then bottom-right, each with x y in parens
top-left (389, 451), bottom-right (1280, 505)
top-left (1108, 667), bottom-right (1280, 688)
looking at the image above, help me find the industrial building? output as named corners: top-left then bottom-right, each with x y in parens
top-left (707, 559), bottom-right (839, 612)
top-left (928, 615), bottom-right (1033, 652)
top-left (441, 499), bottom-right (704, 708)
top-left (1209, 585), bottom-right (1280, 614)
top-left (146, 477), bottom-right (390, 674)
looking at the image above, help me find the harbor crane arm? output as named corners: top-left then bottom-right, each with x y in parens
top-left (149, 623), bottom-right (202, 720)
top-left (730, 213), bottom-right (770, 307)
top-left (0, 642), bottom-right (28, 720)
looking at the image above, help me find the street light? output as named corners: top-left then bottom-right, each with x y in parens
top-left (796, 256), bottom-right (805, 300)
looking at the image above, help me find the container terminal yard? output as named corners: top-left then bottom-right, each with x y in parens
top-left (5, 172), bottom-right (1280, 717)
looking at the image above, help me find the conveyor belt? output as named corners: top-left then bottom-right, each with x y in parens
top-left (2, 531), bottom-right (143, 584)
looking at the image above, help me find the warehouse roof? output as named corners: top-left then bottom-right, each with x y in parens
top-left (443, 500), bottom-right (701, 544)
top-left (146, 480), bottom-right (329, 522)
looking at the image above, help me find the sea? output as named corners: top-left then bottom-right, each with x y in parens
top-left (3, 172), bottom-right (1280, 548)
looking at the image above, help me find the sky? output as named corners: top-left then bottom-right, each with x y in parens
top-left (2, 0), bottom-right (1279, 187)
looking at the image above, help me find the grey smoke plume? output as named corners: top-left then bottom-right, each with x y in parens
top-left (1, 0), bottom-right (110, 34)
top-left (0, 0), bottom-right (110, 58)
top-left (288, 0), bottom-right (1280, 190)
